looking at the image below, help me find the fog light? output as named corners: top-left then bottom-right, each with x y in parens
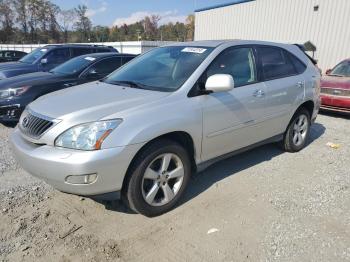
top-left (65, 174), bottom-right (98, 185)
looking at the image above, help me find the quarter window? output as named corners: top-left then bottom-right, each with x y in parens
top-left (206, 47), bottom-right (257, 87)
top-left (259, 47), bottom-right (298, 80)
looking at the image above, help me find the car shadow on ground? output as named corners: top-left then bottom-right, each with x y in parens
top-left (95, 122), bottom-right (326, 215)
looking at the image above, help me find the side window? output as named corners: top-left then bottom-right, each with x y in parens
top-left (288, 53), bottom-right (307, 74)
top-left (89, 57), bottom-right (122, 75)
top-left (258, 47), bottom-right (297, 80)
top-left (45, 48), bottom-right (70, 64)
top-left (71, 48), bottom-right (93, 57)
top-left (122, 56), bottom-right (134, 64)
top-left (206, 47), bottom-right (257, 87)
top-left (94, 48), bottom-right (111, 53)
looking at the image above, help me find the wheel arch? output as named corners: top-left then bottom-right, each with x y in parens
top-left (121, 131), bottom-right (197, 192)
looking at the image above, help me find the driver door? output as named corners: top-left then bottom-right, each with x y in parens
top-left (200, 46), bottom-right (269, 161)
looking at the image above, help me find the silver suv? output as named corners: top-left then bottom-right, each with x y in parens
top-left (11, 40), bottom-right (321, 216)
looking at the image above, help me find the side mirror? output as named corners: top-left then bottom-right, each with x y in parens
top-left (40, 58), bottom-right (48, 64)
top-left (205, 74), bottom-right (234, 93)
top-left (325, 69), bottom-right (332, 75)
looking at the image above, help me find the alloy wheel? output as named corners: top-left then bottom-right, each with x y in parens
top-left (141, 153), bottom-right (185, 206)
top-left (292, 114), bottom-right (309, 147)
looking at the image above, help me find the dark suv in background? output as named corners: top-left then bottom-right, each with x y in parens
top-left (0, 52), bottom-right (135, 123)
top-left (0, 44), bottom-right (117, 79)
top-left (0, 50), bottom-right (27, 63)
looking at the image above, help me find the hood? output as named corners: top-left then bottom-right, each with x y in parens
top-left (321, 75), bottom-right (350, 90)
top-left (0, 62), bottom-right (37, 79)
top-left (0, 72), bottom-right (60, 90)
top-left (29, 81), bottom-right (170, 122)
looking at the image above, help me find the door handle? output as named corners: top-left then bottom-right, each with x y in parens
top-left (253, 89), bottom-right (265, 97)
top-left (297, 81), bottom-right (305, 88)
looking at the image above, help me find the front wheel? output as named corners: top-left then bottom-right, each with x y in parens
top-left (282, 108), bottom-right (311, 152)
top-left (123, 139), bottom-right (191, 217)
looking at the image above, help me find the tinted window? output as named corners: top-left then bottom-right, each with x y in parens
top-left (94, 48), bottom-right (112, 53)
top-left (122, 56), bottom-right (134, 64)
top-left (288, 53), bottom-right (306, 74)
top-left (259, 47), bottom-right (297, 80)
top-left (206, 47), bottom-right (257, 87)
top-left (71, 48), bottom-right (93, 57)
top-left (45, 48), bottom-right (70, 64)
top-left (89, 57), bottom-right (121, 74)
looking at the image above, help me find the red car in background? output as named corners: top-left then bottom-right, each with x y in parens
top-left (320, 59), bottom-right (350, 113)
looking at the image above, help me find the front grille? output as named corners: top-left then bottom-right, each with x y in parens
top-left (19, 111), bottom-right (54, 139)
top-left (321, 87), bottom-right (350, 97)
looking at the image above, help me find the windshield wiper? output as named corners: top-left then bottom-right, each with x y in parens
top-left (106, 80), bottom-right (149, 89)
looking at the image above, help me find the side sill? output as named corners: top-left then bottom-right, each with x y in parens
top-left (197, 134), bottom-right (284, 172)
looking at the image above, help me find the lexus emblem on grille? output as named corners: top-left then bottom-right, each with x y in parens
top-left (22, 117), bottom-right (29, 128)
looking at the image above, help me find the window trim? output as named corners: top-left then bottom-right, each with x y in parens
top-left (188, 45), bottom-right (260, 97)
top-left (256, 45), bottom-right (307, 82)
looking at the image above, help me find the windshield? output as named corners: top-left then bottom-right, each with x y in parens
top-left (104, 46), bottom-right (213, 92)
top-left (51, 56), bottom-right (95, 75)
top-left (330, 61), bottom-right (350, 77)
top-left (19, 47), bottom-right (49, 64)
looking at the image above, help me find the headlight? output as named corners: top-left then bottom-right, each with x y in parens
top-left (55, 120), bottom-right (122, 150)
top-left (0, 86), bottom-right (31, 99)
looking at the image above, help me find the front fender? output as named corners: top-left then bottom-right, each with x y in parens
top-left (102, 99), bottom-right (203, 162)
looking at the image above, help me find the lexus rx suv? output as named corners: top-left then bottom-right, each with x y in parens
top-left (11, 40), bottom-right (321, 217)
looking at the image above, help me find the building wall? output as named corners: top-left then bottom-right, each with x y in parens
top-left (195, 0), bottom-right (350, 70)
top-left (0, 41), bottom-right (174, 55)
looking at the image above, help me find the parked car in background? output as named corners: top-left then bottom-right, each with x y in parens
top-left (320, 59), bottom-right (350, 113)
top-left (0, 53), bottom-right (135, 122)
top-left (0, 44), bottom-right (117, 80)
top-left (0, 50), bottom-right (27, 63)
top-left (11, 40), bottom-right (320, 216)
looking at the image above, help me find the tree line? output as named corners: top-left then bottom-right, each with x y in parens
top-left (0, 0), bottom-right (195, 44)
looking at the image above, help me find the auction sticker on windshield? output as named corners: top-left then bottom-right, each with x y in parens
top-left (40, 49), bottom-right (47, 52)
top-left (181, 47), bottom-right (207, 54)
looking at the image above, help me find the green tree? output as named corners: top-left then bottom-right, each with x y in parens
top-left (74, 5), bottom-right (92, 42)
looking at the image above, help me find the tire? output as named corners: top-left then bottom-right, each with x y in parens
top-left (282, 108), bottom-right (311, 152)
top-left (122, 139), bottom-right (191, 217)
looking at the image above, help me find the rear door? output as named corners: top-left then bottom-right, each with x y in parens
top-left (200, 46), bottom-right (270, 161)
top-left (257, 46), bottom-right (306, 135)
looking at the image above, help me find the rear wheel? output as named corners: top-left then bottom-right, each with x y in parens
top-left (282, 108), bottom-right (311, 152)
top-left (123, 139), bottom-right (191, 217)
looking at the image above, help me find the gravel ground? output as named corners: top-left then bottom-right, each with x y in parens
top-left (0, 113), bottom-right (349, 262)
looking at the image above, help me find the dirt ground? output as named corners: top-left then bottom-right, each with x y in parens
top-left (0, 112), bottom-right (349, 262)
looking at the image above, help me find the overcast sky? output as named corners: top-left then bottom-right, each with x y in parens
top-left (52, 0), bottom-right (234, 26)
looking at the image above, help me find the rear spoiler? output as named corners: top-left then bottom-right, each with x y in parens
top-left (293, 44), bottom-right (317, 65)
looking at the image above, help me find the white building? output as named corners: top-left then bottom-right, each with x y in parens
top-left (195, 0), bottom-right (350, 70)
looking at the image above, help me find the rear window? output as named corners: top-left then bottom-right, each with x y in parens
top-left (258, 47), bottom-right (297, 80)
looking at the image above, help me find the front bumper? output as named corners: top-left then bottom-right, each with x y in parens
top-left (10, 128), bottom-right (143, 196)
top-left (0, 104), bottom-right (24, 122)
